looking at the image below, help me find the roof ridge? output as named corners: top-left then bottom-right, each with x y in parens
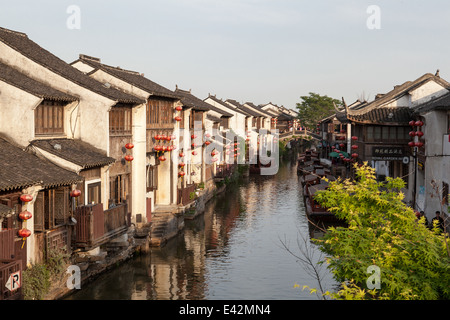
top-left (0, 27), bottom-right (27, 38)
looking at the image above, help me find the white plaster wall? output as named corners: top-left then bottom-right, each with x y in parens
top-left (410, 81), bottom-right (448, 107)
top-left (0, 81), bottom-right (41, 147)
top-left (71, 61), bottom-right (95, 74)
top-left (0, 41), bottom-right (114, 152)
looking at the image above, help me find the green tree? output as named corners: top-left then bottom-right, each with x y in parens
top-left (313, 163), bottom-right (450, 300)
top-left (296, 92), bottom-right (341, 130)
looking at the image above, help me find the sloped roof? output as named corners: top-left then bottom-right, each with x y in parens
top-left (73, 54), bottom-right (179, 100)
top-left (30, 138), bottom-right (116, 169)
top-left (175, 88), bottom-right (233, 117)
top-left (413, 91), bottom-right (450, 114)
top-left (0, 62), bottom-right (77, 102)
top-left (0, 137), bottom-right (83, 191)
top-left (0, 27), bottom-right (144, 104)
top-left (244, 102), bottom-right (272, 118)
top-left (225, 99), bottom-right (261, 117)
top-left (205, 95), bottom-right (248, 116)
top-left (346, 72), bottom-right (450, 124)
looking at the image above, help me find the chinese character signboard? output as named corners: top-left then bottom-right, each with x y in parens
top-left (371, 146), bottom-right (406, 161)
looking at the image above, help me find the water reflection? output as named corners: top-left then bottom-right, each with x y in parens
top-left (66, 158), bottom-right (337, 300)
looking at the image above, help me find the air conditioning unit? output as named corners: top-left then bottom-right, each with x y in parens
top-left (444, 135), bottom-right (450, 156)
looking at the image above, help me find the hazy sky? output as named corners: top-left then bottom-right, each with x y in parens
top-left (2, 0), bottom-right (450, 110)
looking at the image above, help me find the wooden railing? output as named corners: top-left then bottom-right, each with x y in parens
top-left (0, 259), bottom-right (22, 300)
top-left (178, 183), bottom-right (196, 205)
top-left (74, 203), bottom-right (128, 249)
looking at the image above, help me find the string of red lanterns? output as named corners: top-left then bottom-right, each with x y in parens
top-left (408, 120), bottom-right (425, 148)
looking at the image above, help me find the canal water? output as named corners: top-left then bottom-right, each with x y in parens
top-left (66, 157), bottom-right (338, 300)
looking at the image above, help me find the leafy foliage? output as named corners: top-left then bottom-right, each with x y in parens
top-left (313, 163), bottom-right (450, 300)
top-left (296, 92), bottom-right (341, 130)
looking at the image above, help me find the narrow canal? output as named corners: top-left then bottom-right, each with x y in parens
top-left (66, 156), bottom-right (338, 300)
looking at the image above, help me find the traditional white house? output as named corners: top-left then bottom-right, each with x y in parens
top-left (344, 71), bottom-right (450, 208)
top-left (70, 54), bottom-right (181, 223)
top-left (0, 27), bottom-right (147, 257)
top-left (204, 94), bottom-right (248, 135)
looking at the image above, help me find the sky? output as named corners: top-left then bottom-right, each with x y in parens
top-left (1, 0), bottom-right (450, 110)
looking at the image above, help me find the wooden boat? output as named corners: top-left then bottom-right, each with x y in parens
top-left (304, 181), bottom-right (340, 222)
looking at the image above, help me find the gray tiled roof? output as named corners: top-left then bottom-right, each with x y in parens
top-left (0, 62), bottom-right (77, 102)
top-left (346, 72), bottom-right (450, 124)
top-left (30, 138), bottom-right (116, 169)
top-left (175, 88), bottom-right (233, 117)
top-left (0, 27), bottom-right (144, 104)
top-left (0, 137), bottom-right (83, 191)
top-left (73, 54), bottom-right (179, 100)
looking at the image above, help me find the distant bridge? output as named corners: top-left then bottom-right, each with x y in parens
top-left (278, 130), bottom-right (321, 141)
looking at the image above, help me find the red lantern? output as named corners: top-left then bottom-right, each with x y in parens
top-left (178, 171), bottom-right (186, 177)
top-left (409, 131), bottom-right (416, 137)
top-left (205, 133), bottom-right (211, 138)
top-left (70, 189), bottom-right (81, 197)
top-left (175, 105), bottom-right (183, 111)
top-left (174, 116), bottom-right (182, 121)
top-left (339, 143), bottom-right (345, 148)
top-left (20, 194), bottom-right (33, 203)
top-left (191, 143), bottom-right (197, 148)
top-left (351, 153), bottom-right (358, 158)
top-left (408, 141), bottom-right (415, 147)
top-left (159, 155), bottom-right (166, 162)
top-left (125, 143), bottom-right (134, 149)
top-left (179, 162), bottom-right (185, 168)
top-left (191, 134), bottom-right (197, 139)
top-left (416, 131), bottom-right (424, 137)
top-left (125, 155), bottom-right (134, 162)
top-left (18, 228), bottom-right (31, 238)
top-left (351, 145), bottom-right (358, 150)
top-left (205, 141), bottom-right (211, 146)
top-left (192, 151), bottom-right (197, 156)
top-left (415, 120), bottom-right (424, 127)
top-left (331, 146), bottom-right (336, 149)
top-left (351, 136), bottom-right (358, 141)
top-left (154, 145), bottom-right (162, 152)
top-left (179, 152), bottom-right (185, 158)
top-left (415, 142), bottom-right (424, 148)
top-left (155, 134), bottom-right (161, 141)
top-left (19, 211), bottom-right (32, 220)
top-left (409, 120), bottom-right (416, 126)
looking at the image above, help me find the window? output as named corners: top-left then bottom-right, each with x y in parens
top-left (110, 174), bottom-right (129, 205)
top-left (110, 106), bottom-right (132, 135)
top-left (35, 100), bottom-right (65, 135)
top-left (443, 182), bottom-right (449, 205)
top-left (87, 182), bottom-right (101, 205)
top-left (34, 187), bottom-right (70, 231)
top-left (147, 97), bottom-right (175, 126)
top-left (374, 127), bottom-right (381, 140)
top-left (146, 165), bottom-right (157, 192)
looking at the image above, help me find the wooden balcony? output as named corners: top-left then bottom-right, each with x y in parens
top-left (177, 183), bottom-right (196, 206)
top-left (74, 202), bottom-right (129, 250)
